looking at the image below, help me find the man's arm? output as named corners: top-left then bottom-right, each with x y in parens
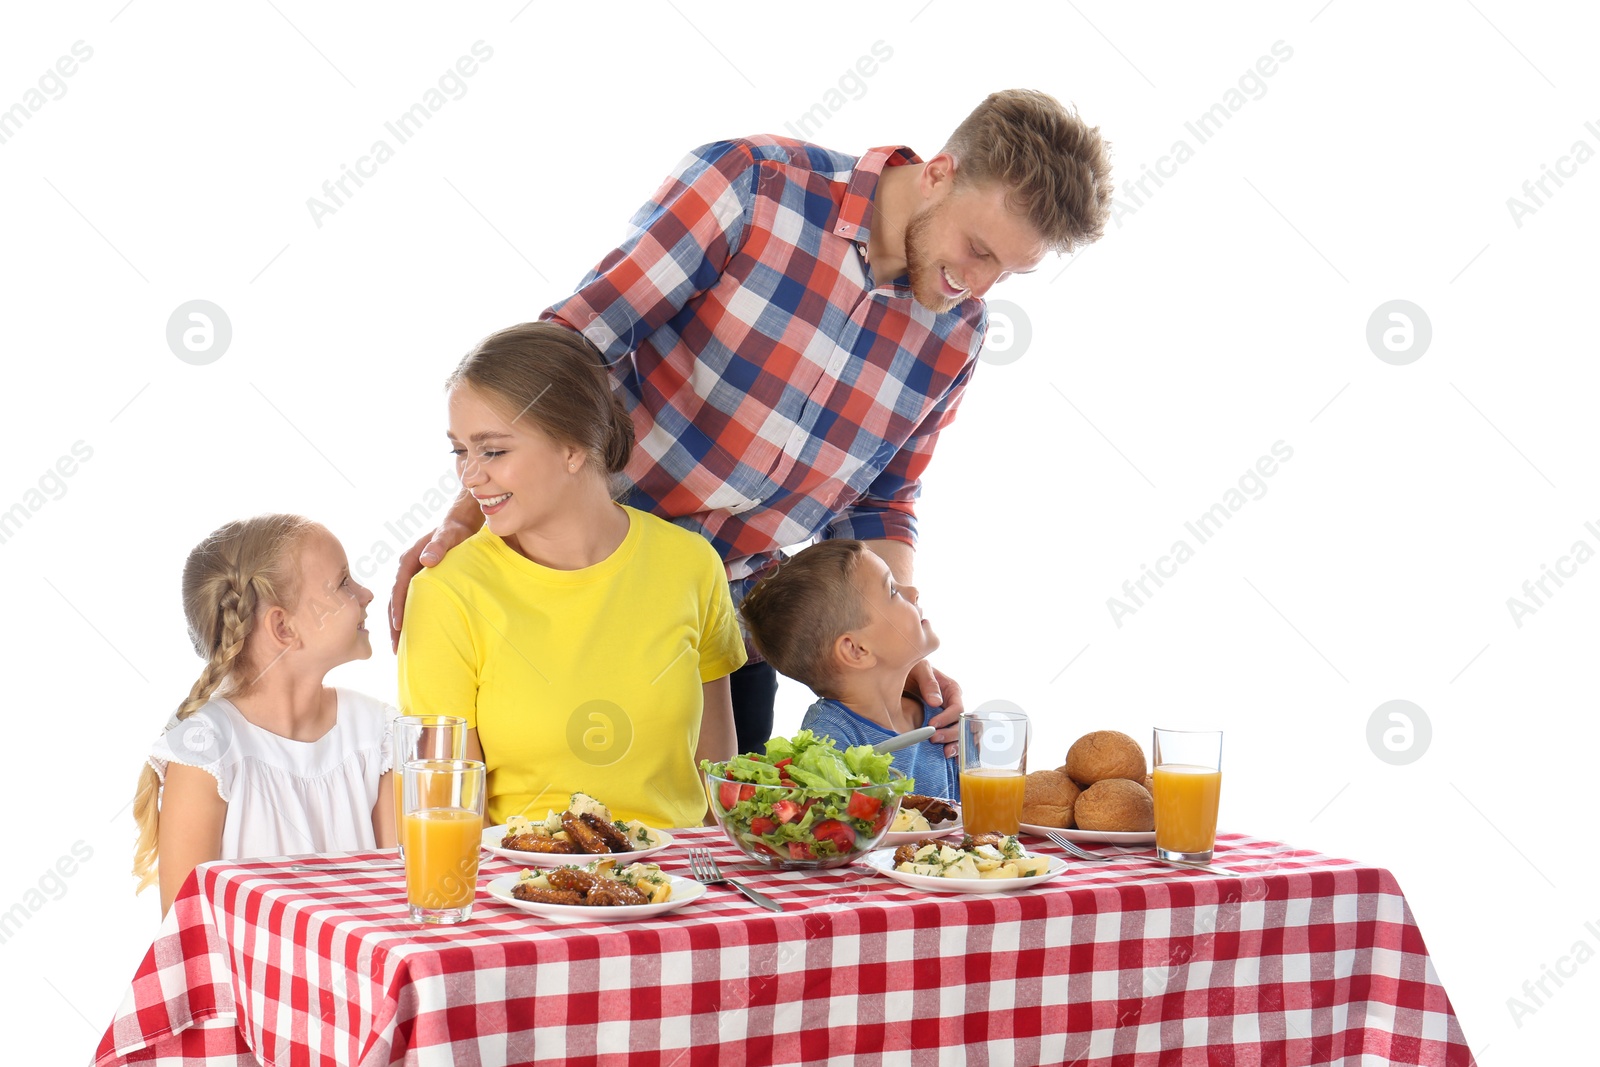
top-left (539, 140), bottom-right (758, 362)
top-left (389, 488), bottom-right (481, 650)
top-left (825, 358), bottom-right (978, 550)
top-left (834, 361), bottom-right (980, 755)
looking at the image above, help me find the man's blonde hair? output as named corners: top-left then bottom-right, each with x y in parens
top-left (942, 89), bottom-right (1113, 252)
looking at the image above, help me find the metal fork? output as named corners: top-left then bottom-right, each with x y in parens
top-left (1040, 831), bottom-right (1232, 875)
top-left (1041, 829), bottom-right (1124, 862)
top-left (686, 848), bottom-right (786, 912)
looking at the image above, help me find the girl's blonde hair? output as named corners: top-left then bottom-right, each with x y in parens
top-left (131, 514), bottom-right (320, 894)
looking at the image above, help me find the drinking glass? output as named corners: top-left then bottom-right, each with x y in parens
top-left (391, 715), bottom-right (466, 855)
top-left (402, 758), bottom-right (485, 924)
top-left (958, 706), bottom-right (1029, 835)
top-left (1152, 728), bottom-right (1224, 863)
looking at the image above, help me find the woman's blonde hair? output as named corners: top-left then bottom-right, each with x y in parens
top-left (131, 514), bottom-right (319, 894)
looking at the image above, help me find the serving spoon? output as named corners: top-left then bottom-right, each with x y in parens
top-left (872, 726), bottom-right (935, 754)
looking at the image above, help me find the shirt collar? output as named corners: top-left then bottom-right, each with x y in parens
top-left (834, 145), bottom-right (922, 247)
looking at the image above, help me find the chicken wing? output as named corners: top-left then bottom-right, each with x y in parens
top-left (502, 832), bottom-right (580, 854)
top-left (547, 867), bottom-right (603, 894)
top-left (581, 813), bottom-right (633, 853)
top-left (510, 884), bottom-right (584, 906)
top-left (903, 794), bottom-right (959, 825)
top-left (586, 883), bottom-right (650, 907)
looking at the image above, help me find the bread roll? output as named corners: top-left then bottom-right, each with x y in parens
top-left (1064, 730), bottom-right (1147, 787)
top-left (1073, 779), bottom-right (1155, 832)
top-left (1020, 769), bottom-right (1080, 829)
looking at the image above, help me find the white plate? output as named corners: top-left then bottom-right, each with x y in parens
top-left (861, 847), bottom-right (1068, 894)
top-left (481, 824), bottom-right (674, 863)
top-left (485, 871), bottom-right (704, 923)
top-left (1018, 823), bottom-right (1156, 845)
top-left (880, 818), bottom-right (964, 847)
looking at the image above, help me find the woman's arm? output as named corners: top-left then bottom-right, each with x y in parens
top-left (696, 675), bottom-right (736, 767)
top-left (156, 764), bottom-right (226, 916)
top-left (695, 676), bottom-right (736, 826)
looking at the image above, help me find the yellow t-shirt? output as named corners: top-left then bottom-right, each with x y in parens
top-left (397, 506), bottom-right (746, 827)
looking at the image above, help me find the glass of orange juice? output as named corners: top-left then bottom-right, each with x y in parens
top-left (958, 705), bottom-right (1029, 835)
top-left (391, 716), bottom-right (467, 857)
top-left (402, 758), bottom-right (485, 924)
top-left (1152, 729), bottom-right (1223, 863)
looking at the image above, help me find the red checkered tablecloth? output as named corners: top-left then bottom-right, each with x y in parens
top-left (94, 829), bottom-right (1474, 1066)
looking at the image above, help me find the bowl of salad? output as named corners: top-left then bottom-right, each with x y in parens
top-left (702, 730), bottom-right (913, 870)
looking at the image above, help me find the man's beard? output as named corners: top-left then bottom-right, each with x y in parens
top-left (903, 201), bottom-right (964, 314)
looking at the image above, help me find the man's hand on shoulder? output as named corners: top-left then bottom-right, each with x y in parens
top-left (905, 660), bottom-right (965, 759)
top-left (388, 491), bottom-right (482, 651)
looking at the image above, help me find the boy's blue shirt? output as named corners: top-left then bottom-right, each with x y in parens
top-left (797, 697), bottom-right (961, 801)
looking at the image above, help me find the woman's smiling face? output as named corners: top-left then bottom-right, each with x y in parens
top-left (447, 383), bottom-right (578, 542)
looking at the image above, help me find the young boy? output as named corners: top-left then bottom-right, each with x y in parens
top-left (739, 540), bottom-right (959, 800)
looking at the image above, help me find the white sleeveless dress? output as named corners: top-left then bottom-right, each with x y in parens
top-left (148, 688), bottom-right (394, 858)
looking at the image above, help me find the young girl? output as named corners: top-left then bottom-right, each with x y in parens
top-left (398, 322), bottom-right (745, 829)
top-left (132, 515), bottom-right (395, 915)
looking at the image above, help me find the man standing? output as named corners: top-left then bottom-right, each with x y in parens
top-left (390, 89), bottom-right (1112, 756)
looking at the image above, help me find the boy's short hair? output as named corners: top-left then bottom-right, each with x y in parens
top-left (942, 88), bottom-right (1113, 253)
top-left (739, 540), bottom-right (868, 694)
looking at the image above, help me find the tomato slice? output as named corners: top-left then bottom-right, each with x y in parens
top-left (738, 784), bottom-right (757, 802)
top-left (772, 799), bottom-right (803, 824)
top-left (846, 791), bottom-right (881, 820)
top-left (787, 841), bottom-right (814, 860)
top-left (774, 758), bottom-right (793, 769)
top-left (717, 781), bottom-right (742, 811)
top-left (750, 816), bottom-right (777, 836)
top-left (812, 819), bottom-right (855, 856)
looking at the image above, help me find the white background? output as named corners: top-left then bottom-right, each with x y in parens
top-left (2, 1), bottom-right (1594, 1062)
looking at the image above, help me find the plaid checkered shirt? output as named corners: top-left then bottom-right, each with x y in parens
top-left (541, 136), bottom-right (988, 603)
